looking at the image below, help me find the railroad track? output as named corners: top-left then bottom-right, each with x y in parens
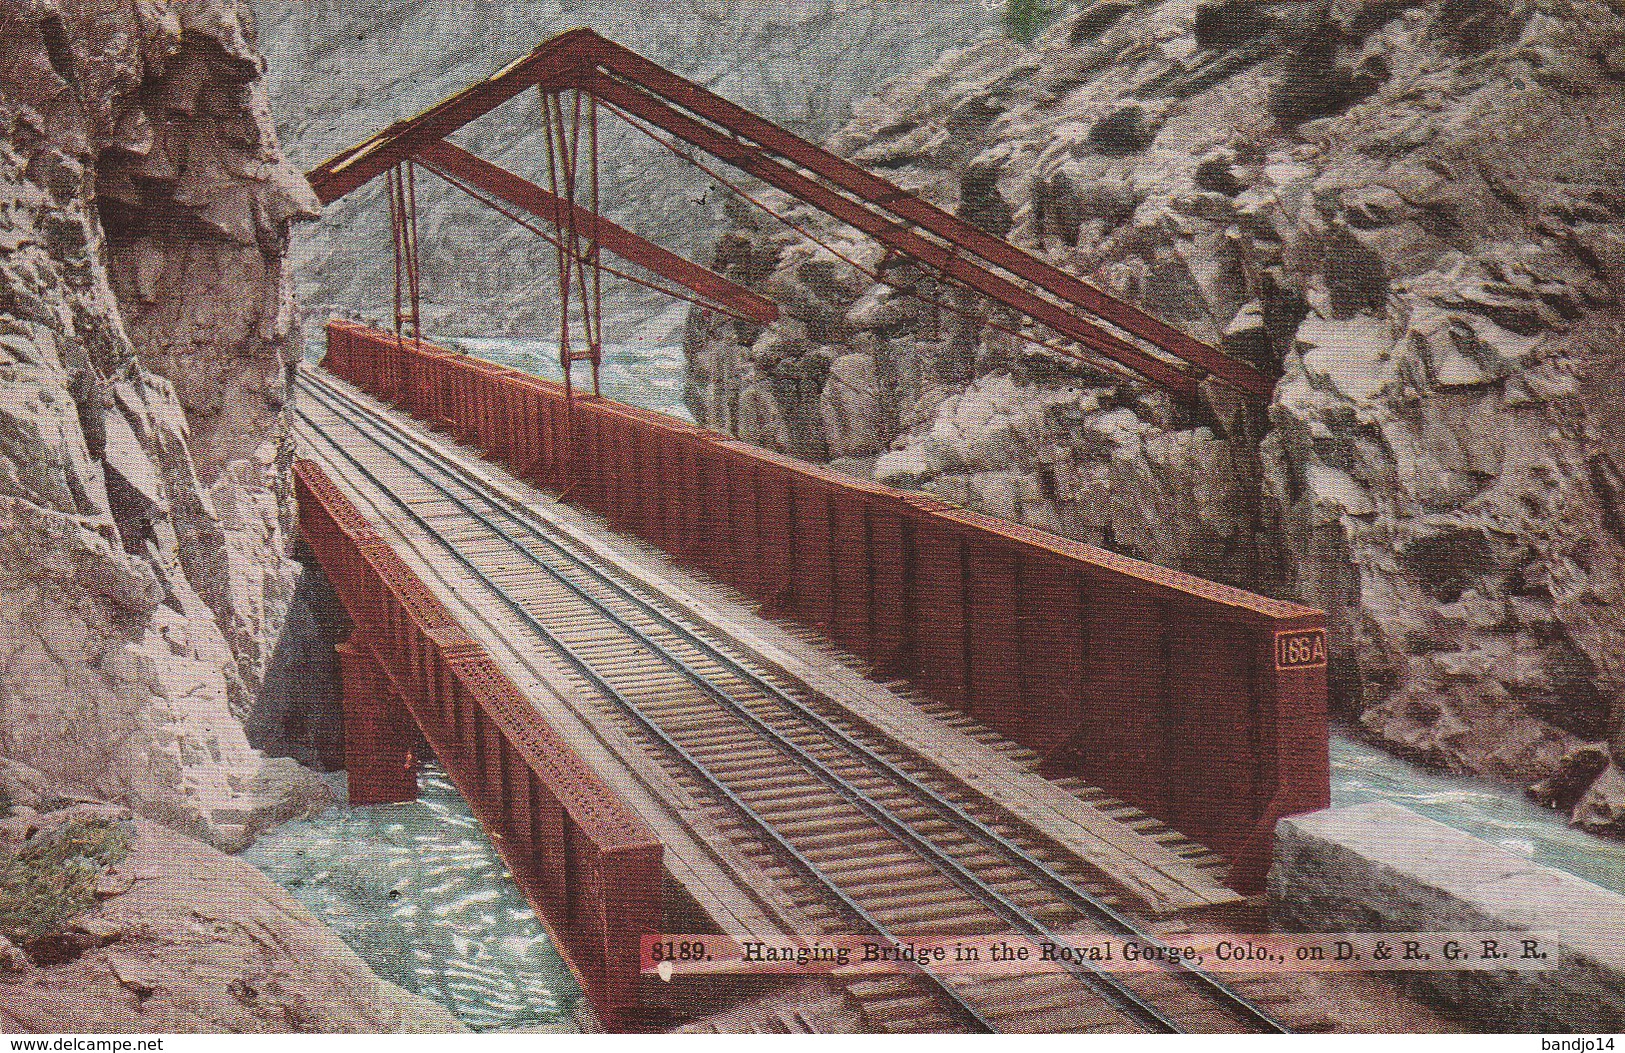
top-left (294, 368), bottom-right (1292, 1034)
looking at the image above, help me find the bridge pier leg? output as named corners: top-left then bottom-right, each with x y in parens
top-left (336, 635), bottom-right (418, 805)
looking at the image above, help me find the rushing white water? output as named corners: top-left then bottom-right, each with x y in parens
top-left (262, 1), bottom-right (1002, 337)
top-left (244, 764), bottom-right (583, 1032)
top-left (1331, 734), bottom-right (1625, 895)
top-left (455, 335), bottom-right (693, 421)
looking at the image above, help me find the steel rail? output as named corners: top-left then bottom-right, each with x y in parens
top-left (298, 365), bottom-right (1290, 1033)
top-left (296, 371), bottom-right (1289, 1033)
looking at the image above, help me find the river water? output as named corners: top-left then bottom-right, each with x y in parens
top-left (1330, 734), bottom-right (1625, 895)
top-left (455, 331), bottom-right (694, 422)
top-left (243, 764), bottom-right (584, 1031)
top-left (261, 327), bottom-right (1625, 1029)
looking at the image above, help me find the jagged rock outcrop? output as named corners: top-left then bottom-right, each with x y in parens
top-left (0, 0), bottom-right (326, 848)
top-left (686, 0), bottom-right (1625, 825)
top-left (0, 759), bottom-right (461, 1033)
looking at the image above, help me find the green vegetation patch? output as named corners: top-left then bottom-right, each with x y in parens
top-left (0, 816), bottom-right (134, 943)
top-left (1004, 0), bottom-right (1059, 43)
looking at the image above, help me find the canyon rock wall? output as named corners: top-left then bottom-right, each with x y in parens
top-left (0, 0), bottom-right (326, 849)
top-left (685, 0), bottom-right (1625, 826)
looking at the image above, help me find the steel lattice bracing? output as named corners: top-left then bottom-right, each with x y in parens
top-left (306, 27), bottom-right (1279, 401)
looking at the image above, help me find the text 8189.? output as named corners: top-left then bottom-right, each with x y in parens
top-left (649, 940), bottom-right (710, 963)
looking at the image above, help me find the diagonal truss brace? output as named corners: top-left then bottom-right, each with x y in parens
top-left (413, 140), bottom-right (778, 325)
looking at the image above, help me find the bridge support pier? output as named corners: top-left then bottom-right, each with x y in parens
top-left (336, 635), bottom-right (418, 805)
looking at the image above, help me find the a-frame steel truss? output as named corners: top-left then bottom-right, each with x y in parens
top-left (308, 28), bottom-right (1278, 403)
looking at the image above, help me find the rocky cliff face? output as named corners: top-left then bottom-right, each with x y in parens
top-left (257, 0), bottom-right (999, 337)
top-left (0, 0), bottom-right (326, 849)
top-left (686, 0), bottom-right (1625, 827)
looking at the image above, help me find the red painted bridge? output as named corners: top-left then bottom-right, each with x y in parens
top-left (291, 29), bottom-right (1329, 1034)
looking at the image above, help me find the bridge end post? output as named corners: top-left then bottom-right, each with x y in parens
top-left (336, 636), bottom-right (419, 806)
top-left (1227, 615), bottom-right (1331, 895)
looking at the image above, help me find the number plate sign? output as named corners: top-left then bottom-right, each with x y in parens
top-left (1275, 629), bottom-right (1328, 670)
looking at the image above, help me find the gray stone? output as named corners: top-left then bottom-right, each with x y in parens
top-left (0, 935), bottom-right (27, 975)
top-left (819, 352), bottom-right (885, 459)
top-left (1601, 42), bottom-right (1625, 80)
top-left (1294, 315), bottom-right (1400, 402)
top-left (874, 446), bottom-right (941, 488)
